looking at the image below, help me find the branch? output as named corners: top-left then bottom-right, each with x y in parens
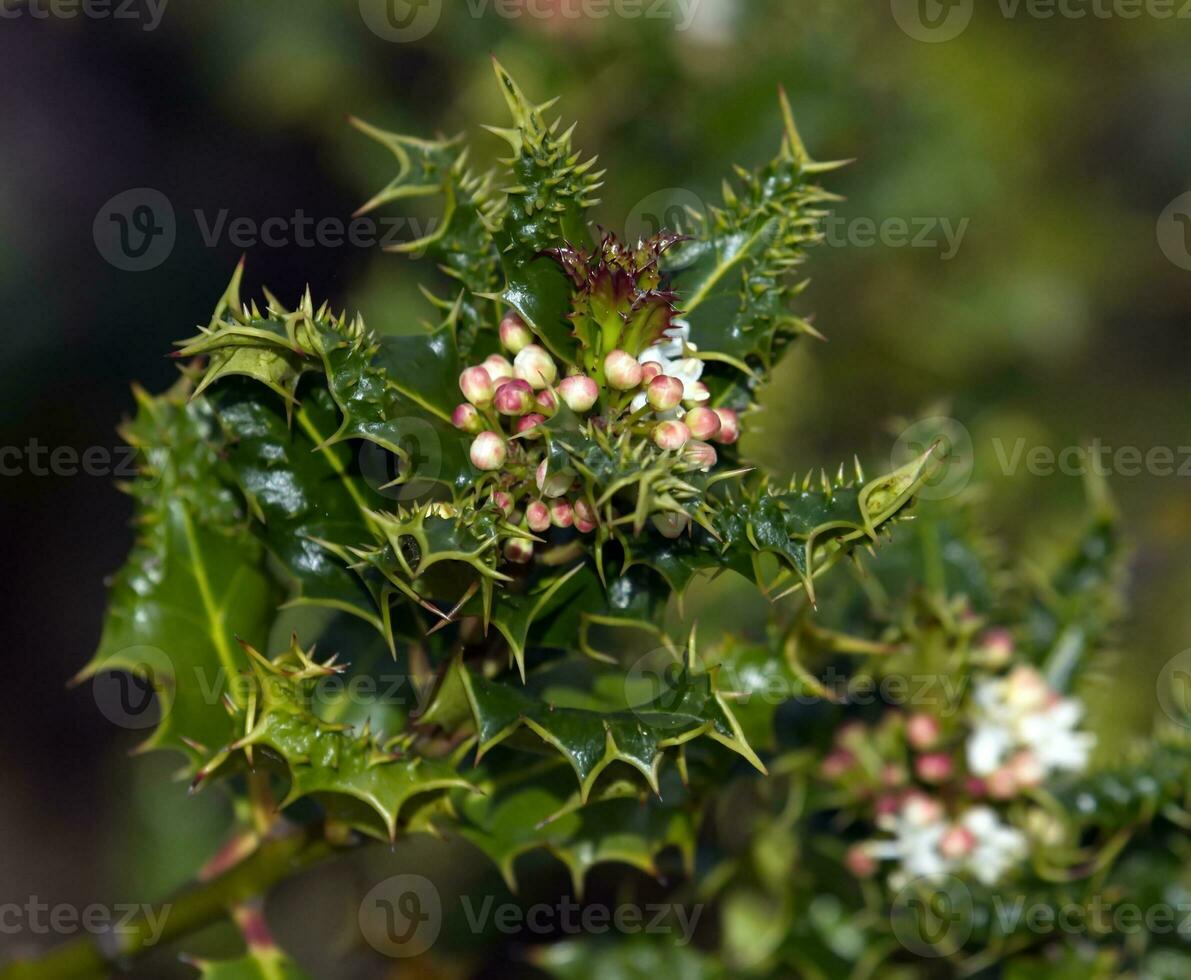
top-left (0, 820), bottom-right (341, 980)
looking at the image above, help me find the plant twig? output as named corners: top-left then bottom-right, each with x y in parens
top-left (0, 820), bottom-right (341, 980)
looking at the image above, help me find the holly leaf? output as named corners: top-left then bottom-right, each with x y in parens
top-left (351, 117), bottom-right (501, 353)
top-left (417, 653), bottom-right (764, 802)
top-left (428, 751), bottom-right (696, 895)
top-left (487, 60), bottom-right (599, 361)
top-left (195, 638), bottom-right (471, 841)
top-left (209, 379), bottom-right (394, 641)
top-left (177, 277), bottom-right (479, 499)
top-left (663, 90), bottom-right (842, 391)
top-left (77, 380), bottom-right (281, 770)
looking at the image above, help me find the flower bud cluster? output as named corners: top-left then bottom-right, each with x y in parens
top-left (818, 633), bottom-right (1094, 888)
top-left (452, 314), bottom-right (748, 565)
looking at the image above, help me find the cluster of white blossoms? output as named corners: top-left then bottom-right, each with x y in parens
top-left (966, 664), bottom-right (1096, 799)
top-left (827, 633), bottom-right (1096, 889)
top-left (855, 795), bottom-right (1028, 890)
top-left (450, 312), bottom-right (742, 561)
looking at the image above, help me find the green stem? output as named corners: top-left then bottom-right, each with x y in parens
top-left (0, 821), bottom-right (339, 980)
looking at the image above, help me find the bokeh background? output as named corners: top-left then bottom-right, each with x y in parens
top-left (2, 0), bottom-right (1190, 975)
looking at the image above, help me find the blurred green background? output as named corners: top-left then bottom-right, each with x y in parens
top-left (1, 0), bottom-right (1189, 975)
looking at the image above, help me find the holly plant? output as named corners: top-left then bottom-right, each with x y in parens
top-left (5, 61), bottom-right (1188, 980)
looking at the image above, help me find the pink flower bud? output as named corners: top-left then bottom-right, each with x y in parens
top-left (574, 498), bottom-right (598, 533)
top-left (684, 406), bottom-right (721, 441)
top-left (514, 344), bottom-right (557, 390)
top-left (559, 375), bottom-right (599, 413)
top-left (482, 354), bottom-right (514, 383)
top-left (1009, 750), bottom-right (1044, 789)
top-left (682, 440), bottom-right (717, 471)
top-left (820, 749), bottom-right (855, 780)
top-left (494, 379), bottom-right (534, 416)
top-left (906, 713), bottom-right (942, 751)
top-left (526, 501), bottom-right (551, 533)
top-left (713, 408), bottom-right (740, 445)
top-left (499, 311), bottom-right (533, 354)
top-left (882, 763), bottom-right (908, 788)
top-left (535, 459), bottom-right (572, 498)
top-left (979, 628), bottom-right (1015, 668)
top-left (534, 389), bottom-right (558, 415)
top-left (469, 431), bottom-right (507, 471)
top-left (986, 767), bottom-right (1017, 800)
top-left (503, 538), bottom-right (534, 564)
top-left (458, 366), bottom-right (495, 406)
top-left (875, 793), bottom-right (903, 817)
top-left (915, 753), bottom-right (954, 785)
top-left (491, 491), bottom-right (514, 517)
top-left (653, 420), bottom-right (691, 451)
top-left (683, 381), bottom-right (711, 406)
top-left (939, 825), bottom-right (977, 861)
top-left (604, 349), bottom-right (643, 390)
top-left (641, 362), bottom-right (663, 384)
top-left (549, 499), bottom-right (574, 529)
top-left (651, 512), bottom-right (690, 539)
top-left (902, 793), bottom-right (945, 826)
top-left (451, 403), bottom-right (483, 433)
top-left (646, 375), bottom-right (684, 411)
top-left (515, 413), bottom-right (547, 437)
top-left (845, 844), bottom-right (878, 879)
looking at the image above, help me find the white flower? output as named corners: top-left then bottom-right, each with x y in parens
top-left (867, 797), bottom-right (1028, 887)
top-left (966, 666), bottom-right (1094, 780)
top-left (958, 807), bottom-right (1028, 886)
top-left (631, 320), bottom-right (707, 412)
top-left (869, 796), bottom-right (950, 882)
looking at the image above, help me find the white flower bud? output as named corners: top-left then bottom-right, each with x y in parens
top-left (713, 408), bottom-right (740, 445)
top-left (682, 440), bottom-right (717, 471)
top-left (514, 344), bottom-right (558, 390)
top-left (646, 375), bottom-right (684, 412)
top-left (549, 499), bottom-right (574, 528)
top-left (482, 354), bottom-right (514, 383)
top-left (526, 500), bottom-right (551, 532)
top-left (604, 349), bottom-right (643, 390)
top-left (559, 375), bottom-right (599, 412)
top-left (494, 379), bottom-right (534, 416)
top-left (451, 403), bottom-right (483, 433)
top-left (503, 538), bottom-right (534, 564)
top-left (469, 431), bottom-right (507, 471)
top-left (574, 498), bottom-right (598, 533)
top-left (515, 413), bottom-right (546, 437)
top-left (653, 420), bottom-right (691, 451)
top-left (499, 311), bottom-right (533, 354)
top-left (491, 491), bottom-right (514, 517)
top-left (458, 366), bottom-right (495, 406)
top-left (684, 406), bottom-right (721, 441)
